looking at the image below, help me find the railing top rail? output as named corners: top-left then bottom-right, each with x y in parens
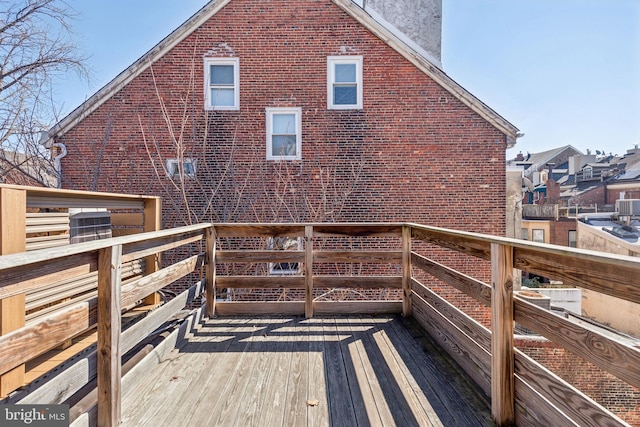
top-left (0, 184), bottom-right (161, 202)
top-left (407, 222), bottom-right (640, 268)
top-left (0, 223), bottom-right (212, 271)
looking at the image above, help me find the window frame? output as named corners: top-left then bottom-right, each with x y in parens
top-left (204, 57), bottom-right (240, 110)
top-left (166, 158), bottom-right (197, 179)
top-left (532, 229), bottom-right (545, 243)
top-left (267, 236), bottom-right (303, 275)
top-left (327, 55), bottom-right (363, 110)
top-left (265, 107), bottom-right (302, 161)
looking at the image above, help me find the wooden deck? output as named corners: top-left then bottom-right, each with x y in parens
top-left (121, 315), bottom-right (493, 427)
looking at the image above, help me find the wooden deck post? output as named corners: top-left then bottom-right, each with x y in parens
top-left (490, 243), bottom-right (515, 426)
top-left (402, 225), bottom-right (412, 317)
top-left (305, 225), bottom-right (314, 318)
top-left (0, 187), bottom-right (26, 397)
top-left (143, 197), bottom-right (162, 306)
top-left (97, 244), bottom-right (123, 427)
top-left (205, 226), bottom-right (217, 318)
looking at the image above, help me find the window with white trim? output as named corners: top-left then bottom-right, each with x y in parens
top-left (204, 58), bottom-right (239, 110)
top-left (327, 56), bottom-right (362, 109)
top-left (268, 236), bottom-right (302, 275)
top-left (532, 229), bottom-right (545, 243)
top-left (166, 158), bottom-right (197, 179)
top-left (266, 108), bottom-right (302, 160)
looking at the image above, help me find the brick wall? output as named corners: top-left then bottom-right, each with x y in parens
top-left (551, 217), bottom-right (577, 247)
top-left (57, 0), bottom-right (505, 328)
top-left (58, 0), bottom-right (507, 236)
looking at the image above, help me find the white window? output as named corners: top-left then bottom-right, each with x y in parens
top-left (532, 229), bottom-right (545, 243)
top-left (204, 58), bottom-right (239, 110)
top-left (268, 237), bottom-right (302, 275)
top-left (166, 158), bottom-right (197, 179)
top-left (568, 230), bottom-right (577, 247)
top-left (521, 228), bottom-right (529, 240)
top-left (327, 56), bottom-right (363, 109)
top-left (266, 108), bottom-right (302, 160)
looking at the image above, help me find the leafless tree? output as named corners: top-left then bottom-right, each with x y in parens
top-left (0, 0), bottom-right (87, 185)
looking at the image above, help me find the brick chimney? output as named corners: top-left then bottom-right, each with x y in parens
top-left (364, 0), bottom-right (442, 65)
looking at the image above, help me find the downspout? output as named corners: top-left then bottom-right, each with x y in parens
top-left (51, 142), bottom-right (67, 188)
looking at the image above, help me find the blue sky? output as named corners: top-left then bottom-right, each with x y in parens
top-left (56, 0), bottom-right (640, 159)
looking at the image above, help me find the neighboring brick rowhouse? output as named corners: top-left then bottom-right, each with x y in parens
top-left (56, 0), bottom-right (508, 323)
top-left (552, 217), bottom-right (576, 247)
top-left (57, 0), bottom-right (509, 232)
top-left (517, 337), bottom-right (640, 425)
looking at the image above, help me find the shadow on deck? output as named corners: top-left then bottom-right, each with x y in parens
top-left (121, 315), bottom-right (493, 427)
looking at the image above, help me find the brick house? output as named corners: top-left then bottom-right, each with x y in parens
top-left (45, 0), bottom-right (518, 232)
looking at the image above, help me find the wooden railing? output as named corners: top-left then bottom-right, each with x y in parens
top-left (0, 223), bottom-right (211, 426)
top-left (1, 222), bottom-right (639, 426)
top-left (0, 184), bottom-right (161, 400)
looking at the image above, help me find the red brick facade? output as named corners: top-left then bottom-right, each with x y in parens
top-left (57, 0), bottom-right (509, 237)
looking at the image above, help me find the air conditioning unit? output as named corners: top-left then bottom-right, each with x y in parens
top-left (69, 209), bottom-right (112, 244)
top-left (616, 199), bottom-right (640, 216)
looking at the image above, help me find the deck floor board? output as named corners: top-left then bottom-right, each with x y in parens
top-left (120, 315), bottom-right (494, 427)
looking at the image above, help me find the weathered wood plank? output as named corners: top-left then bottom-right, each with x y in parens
top-left (305, 226), bottom-right (313, 318)
top-left (307, 319), bottom-right (330, 427)
top-left (411, 296), bottom-right (491, 396)
top-left (214, 224), bottom-right (305, 237)
top-left (121, 231), bottom-right (203, 264)
top-left (282, 318), bottom-right (309, 427)
top-left (121, 281), bottom-right (203, 354)
top-left (0, 300), bottom-right (96, 375)
top-left (216, 276), bottom-right (305, 289)
top-left (206, 227), bottom-right (216, 317)
top-left (514, 373), bottom-right (579, 427)
top-left (388, 317), bottom-right (493, 426)
top-left (343, 317), bottom-right (397, 426)
top-left (313, 301), bottom-right (402, 315)
top-left (110, 213), bottom-right (143, 227)
top-left (0, 223), bottom-right (211, 271)
top-left (322, 317), bottom-right (360, 426)
top-left (215, 301), bottom-right (305, 316)
top-left (0, 254), bottom-right (97, 300)
top-left (111, 228), bottom-right (142, 237)
top-left (491, 243), bottom-right (515, 426)
top-left (411, 279), bottom-right (491, 352)
top-left (0, 187), bottom-right (27, 397)
top-left (216, 250), bottom-right (304, 263)
top-left (515, 349), bottom-right (629, 427)
top-left (411, 252), bottom-right (492, 307)
top-left (514, 246), bottom-right (640, 304)
top-left (313, 250), bottom-right (402, 263)
top-left (120, 255), bottom-right (199, 308)
top-left (514, 296), bottom-right (640, 390)
top-left (402, 225), bottom-right (412, 317)
top-left (204, 318), bottom-right (275, 426)
top-left (142, 197), bottom-right (162, 306)
top-left (313, 223), bottom-right (402, 237)
top-left (407, 223), bottom-right (640, 306)
top-left (97, 245), bottom-right (122, 427)
top-left (313, 275), bottom-right (402, 289)
top-left (411, 226), bottom-right (492, 260)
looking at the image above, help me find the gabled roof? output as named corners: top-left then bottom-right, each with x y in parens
top-left (45, 0), bottom-right (519, 145)
top-left (509, 145), bottom-right (583, 174)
